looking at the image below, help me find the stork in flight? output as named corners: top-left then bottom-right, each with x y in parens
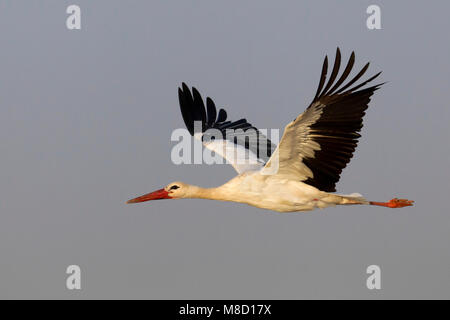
top-left (127, 48), bottom-right (413, 212)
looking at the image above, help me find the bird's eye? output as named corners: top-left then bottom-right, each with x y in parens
top-left (169, 185), bottom-right (180, 190)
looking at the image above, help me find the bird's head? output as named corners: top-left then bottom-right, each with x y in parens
top-left (126, 181), bottom-right (190, 204)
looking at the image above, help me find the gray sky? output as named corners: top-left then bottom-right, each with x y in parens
top-left (1, 0), bottom-right (449, 299)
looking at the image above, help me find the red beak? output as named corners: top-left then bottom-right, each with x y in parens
top-left (126, 188), bottom-right (171, 204)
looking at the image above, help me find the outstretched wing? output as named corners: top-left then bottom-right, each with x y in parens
top-left (178, 83), bottom-right (276, 173)
top-left (263, 48), bottom-right (383, 192)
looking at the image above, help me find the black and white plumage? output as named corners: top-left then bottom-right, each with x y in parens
top-left (127, 48), bottom-right (413, 212)
top-left (178, 82), bottom-right (276, 173)
top-left (264, 48), bottom-right (383, 192)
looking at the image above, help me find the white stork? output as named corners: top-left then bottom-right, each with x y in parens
top-left (127, 48), bottom-right (413, 212)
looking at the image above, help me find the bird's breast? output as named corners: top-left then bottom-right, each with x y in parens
top-left (218, 172), bottom-right (325, 212)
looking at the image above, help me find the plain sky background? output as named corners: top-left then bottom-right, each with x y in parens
top-left (1, 0), bottom-right (449, 299)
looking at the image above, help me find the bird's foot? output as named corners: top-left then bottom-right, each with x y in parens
top-left (386, 198), bottom-right (414, 208)
top-left (370, 198), bottom-right (414, 208)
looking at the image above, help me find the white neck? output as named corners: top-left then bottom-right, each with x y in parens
top-left (185, 185), bottom-right (234, 202)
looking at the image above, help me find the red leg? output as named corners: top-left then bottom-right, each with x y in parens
top-left (370, 198), bottom-right (414, 208)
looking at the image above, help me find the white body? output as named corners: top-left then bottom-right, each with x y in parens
top-left (191, 171), bottom-right (366, 212)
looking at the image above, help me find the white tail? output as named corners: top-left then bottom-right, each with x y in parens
top-left (339, 193), bottom-right (369, 205)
